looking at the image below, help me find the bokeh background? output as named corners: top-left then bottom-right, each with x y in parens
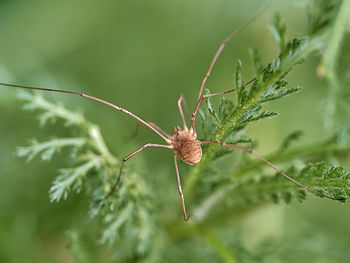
top-left (0, 0), bottom-right (349, 262)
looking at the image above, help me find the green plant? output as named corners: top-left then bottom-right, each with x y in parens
top-left (12, 0), bottom-right (350, 262)
top-left (16, 90), bottom-right (156, 258)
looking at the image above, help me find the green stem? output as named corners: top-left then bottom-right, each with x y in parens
top-left (316, 0), bottom-right (350, 129)
top-left (192, 184), bottom-right (236, 222)
top-left (317, 0), bottom-right (350, 76)
top-left (197, 225), bottom-right (238, 263)
top-left (88, 125), bottom-right (118, 165)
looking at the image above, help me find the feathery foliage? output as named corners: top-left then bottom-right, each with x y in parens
top-left (16, 90), bottom-right (156, 258)
top-left (10, 0), bottom-right (350, 262)
top-left (221, 162), bottom-right (349, 210)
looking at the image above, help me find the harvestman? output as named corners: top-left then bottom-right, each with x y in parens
top-left (0, 15), bottom-right (344, 221)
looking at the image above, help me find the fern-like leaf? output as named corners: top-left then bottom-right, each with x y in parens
top-left (16, 92), bottom-right (156, 258)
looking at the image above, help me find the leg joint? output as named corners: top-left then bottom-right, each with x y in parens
top-left (177, 186), bottom-right (183, 196)
top-left (177, 94), bottom-right (184, 104)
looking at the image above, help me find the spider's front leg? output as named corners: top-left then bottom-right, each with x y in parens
top-left (106, 143), bottom-right (173, 199)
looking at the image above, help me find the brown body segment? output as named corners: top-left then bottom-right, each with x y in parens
top-left (172, 129), bottom-right (202, 165)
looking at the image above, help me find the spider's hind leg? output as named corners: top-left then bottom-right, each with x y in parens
top-left (174, 155), bottom-right (189, 221)
top-left (200, 140), bottom-right (345, 202)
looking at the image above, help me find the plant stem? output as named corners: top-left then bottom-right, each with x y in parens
top-left (88, 124), bottom-right (118, 165)
top-left (317, 0), bottom-right (350, 77)
top-left (316, 0), bottom-right (350, 129)
top-left (197, 225), bottom-right (238, 263)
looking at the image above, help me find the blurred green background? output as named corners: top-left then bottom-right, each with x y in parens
top-left (0, 0), bottom-right (349, 262)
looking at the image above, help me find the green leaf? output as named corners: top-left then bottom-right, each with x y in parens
top-left (259, 86), bottom-right (301, 103)
top-left (269, 13), bottom-right (287, 55)
top-left (236, 60), bottom-right (248, 107)
top-left (17, 90), bottom-right (86, 127)
top-left (249, 49), bottom-right (264, 83)
top-left (307, 0), bottom-right (335, 35)
top-left (236, 59), bottom-right (243, 90)
top-left (279, 130), bottom-right (304, 151)
top-left (204, 88), bottom-right (220, 125)
top-left (100, 203), bottom-right (134, 246)
top-left (17, 137), bottom-right (86, 162)
top-left (49, 156), bottom-right (101, 202)
top-left (218, 97), bottom-right (234, 123)
top-left (226, 162), bottom-right (350, 205)
top-left (238, 106), bottom-right (261, 123)
top-left (248, 111), bottom-right (277, 123)
top-left (199, 108), bottom-right (217, 140)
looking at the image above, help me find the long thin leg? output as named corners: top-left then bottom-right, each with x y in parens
top-left (82, 94), bottom-right (170, 142)
top-left (191, 5), bottom-right (267, 134)
top-left (148, 122), bottom-right (171, 138)
top-left (181, 95), bottom-right (191, 121)
top-left (178, 94), bottom-right (188, 130)
top-left (200, 140), bottom-right (345, 201)
top-left (106, 143), bottom-right (173, 199)
top-left (193, 6), bottom-right (265, 112)
top-left (132, 121), bottom-right (171, 139)
top-left (190, 89), bottom-right (236, 134)
top-left (0, 82), bottom-right (170, 143)
top-left (174, 155), bottom-right (189, 221)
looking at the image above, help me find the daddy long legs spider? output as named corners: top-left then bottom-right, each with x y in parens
top-left (0, 9), bottom-right (344, 221)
